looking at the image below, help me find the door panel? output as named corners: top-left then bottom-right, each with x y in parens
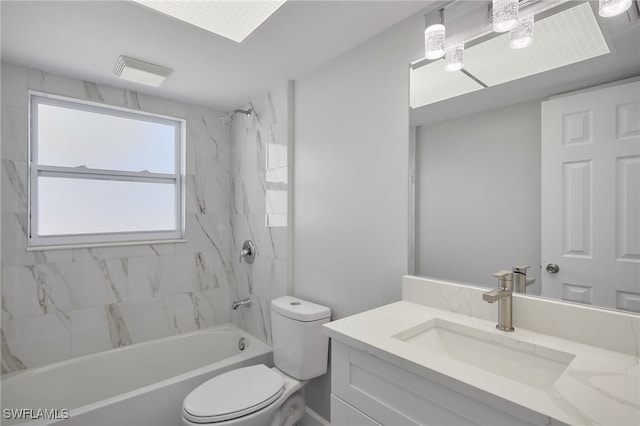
top-left (542, 80), bottom-right (640, 311)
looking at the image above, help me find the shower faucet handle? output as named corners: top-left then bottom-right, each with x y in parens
top-left (239, 240), bottom-right (256, 264)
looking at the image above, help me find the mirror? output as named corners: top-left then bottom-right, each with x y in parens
top-left (410, 1), bottom-right (640, 312)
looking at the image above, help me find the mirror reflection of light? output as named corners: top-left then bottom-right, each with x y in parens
top-left (509, 15), bottom-right (534, 50)
top-left (424, 24), bottom-right (446, 60)
top-left (444, 43), bottom-right (464, 72)
top-left (411, 3), bottom-right (610, 108)
top-left (493, 0), bottom-right (519, 33)
top-left (599, 0), bottom-right (632, 17)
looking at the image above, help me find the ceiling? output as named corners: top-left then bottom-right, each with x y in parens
top-left (1, 0), bottom-right (430, 112)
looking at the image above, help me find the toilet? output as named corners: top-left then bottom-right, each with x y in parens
top-left (182, 296), bottom-right (331, 426)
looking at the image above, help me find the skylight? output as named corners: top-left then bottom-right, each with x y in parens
top-left (131, 0), bottom-right (287, 43)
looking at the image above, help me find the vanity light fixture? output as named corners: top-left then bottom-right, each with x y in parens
top-left (420, 0), bottom-right (624, 76)
top-left (444, 43), bottom-right (465, 72)
top-left (424, 8), bottom-right (446, 60)
top-left (113, 56), bottom-right (172, 87)
top-left (510, 15), bottom-right (534, 49)
top-left (598, 0), bottom-right (632, 17)
top-left (493, 0), bottom-right (520, 32)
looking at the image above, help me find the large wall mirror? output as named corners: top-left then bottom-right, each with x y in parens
top-left (410, 0), bottom-right (640, 312)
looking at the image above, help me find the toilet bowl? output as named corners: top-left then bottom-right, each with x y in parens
top-left (181, 297), bottom-right (330, 426)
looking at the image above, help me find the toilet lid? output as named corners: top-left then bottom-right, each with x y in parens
top-left (183, 364), bottom-right (285, 424)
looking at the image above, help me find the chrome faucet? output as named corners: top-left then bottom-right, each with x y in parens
top-left (231, 298), bottom-right (252, 310)
top-left (483, 270), bottom-right (514, 331)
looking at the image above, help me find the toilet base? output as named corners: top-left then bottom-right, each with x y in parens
top-left (270, 392), bottom-right (305, 426)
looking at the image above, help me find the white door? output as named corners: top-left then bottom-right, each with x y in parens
top-left (541, 79), bottom-right (640, 312)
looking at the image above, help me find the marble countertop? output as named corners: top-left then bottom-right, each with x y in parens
top-left (323, 301), bottom-right (640, 426)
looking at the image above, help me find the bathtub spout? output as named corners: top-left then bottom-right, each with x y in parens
top-left (232, 298), bottom-right (252, 310)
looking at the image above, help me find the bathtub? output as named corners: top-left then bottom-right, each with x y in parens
top-left (1, 323), bottom-right (272, 426)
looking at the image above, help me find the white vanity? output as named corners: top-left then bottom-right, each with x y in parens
top-left (323, 276), bottom-right (640, 425)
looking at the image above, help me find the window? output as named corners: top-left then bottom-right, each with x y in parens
top-left (29, 92), bottom-right (186, 248)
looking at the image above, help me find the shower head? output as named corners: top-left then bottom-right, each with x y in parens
top-left (235, 109), bottom-right (252, 117)
top-left (219, 108), bottom-right (252, 127)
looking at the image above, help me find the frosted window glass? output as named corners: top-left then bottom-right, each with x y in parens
top-left (38, 177), bottom-right (176, 236)
top-left (37, 103), bottom-right (176, 173)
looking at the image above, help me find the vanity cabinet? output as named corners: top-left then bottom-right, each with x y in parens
top-left (330, 340), bottom-right (563, 426)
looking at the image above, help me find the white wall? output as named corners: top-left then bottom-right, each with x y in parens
top-left (416, 100), bottom-right (542, 292)
top-left (292, 10), bottom-right (425, 420)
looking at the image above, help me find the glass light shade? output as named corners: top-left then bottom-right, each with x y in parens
top-left (493, 0), bottom-right (519, 33)
top-left (510, 15), bottom-right (534, 49)
top-left (599, 0), bottom-right (632, 17)
top-left (424, 24), bottom-right (446, 60)
top-left (444, 43), bottom-right (464, 72)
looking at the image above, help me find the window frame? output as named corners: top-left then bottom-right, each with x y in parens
top-left (28, 91), bottom-right (187, 250)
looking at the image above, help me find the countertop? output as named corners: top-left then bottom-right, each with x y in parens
top-left (323, 300), bottom-right (640, 426)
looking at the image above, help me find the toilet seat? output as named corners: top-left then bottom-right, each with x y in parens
top-left (183, 364), bottom-right (285, 424)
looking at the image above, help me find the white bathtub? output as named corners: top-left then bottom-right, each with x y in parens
top-left (1, 323), bottom-right (272, 426)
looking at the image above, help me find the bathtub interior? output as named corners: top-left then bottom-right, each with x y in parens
top-left (1, 323), bottom-right (273, 426)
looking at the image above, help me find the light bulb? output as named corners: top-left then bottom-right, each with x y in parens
top-left (510, 15), bottom-right (534, 49)
top-left (599, 0), bottom-right (632, 17)
top-left (444, 43), bottom-right (464, 72)
top-left (493, 0), bottom-right (519, 33)
top-left (424, 24), bottom-right (446, 60)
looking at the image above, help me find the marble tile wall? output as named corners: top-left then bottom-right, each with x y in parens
top-left (228, 82), bottom-right (291, 345)
top-left (1, 62), bottom-right (239, 372)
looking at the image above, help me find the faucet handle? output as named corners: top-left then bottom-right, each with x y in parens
top-left (492, 270), bottom-right (512, 279)
top-left (492, 270), bottom-right (512, 289)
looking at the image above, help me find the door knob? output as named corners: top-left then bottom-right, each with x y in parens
top-left (545, 263), bottom-right (559, 273)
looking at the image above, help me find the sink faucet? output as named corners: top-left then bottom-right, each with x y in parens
top-left (483, 270), bottom-right (514, 332)
top-left (231, 298), bottom-right (252, 310)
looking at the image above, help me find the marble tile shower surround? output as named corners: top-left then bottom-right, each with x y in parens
top-left (1, 62), bottom-right (289, 373)
top-left (229, 82), bottom-right (290, 346)
top-left (403, 275), bottom-right (640, 357)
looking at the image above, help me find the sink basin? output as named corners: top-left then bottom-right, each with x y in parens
top-left (392, 318), bottom-right (575, 390)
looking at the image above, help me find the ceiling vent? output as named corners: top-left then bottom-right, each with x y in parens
top-left (113, 56), bottom-right (172, 87)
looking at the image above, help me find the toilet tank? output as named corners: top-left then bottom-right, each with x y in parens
top-left (270, 296), bottom-right (331, 380)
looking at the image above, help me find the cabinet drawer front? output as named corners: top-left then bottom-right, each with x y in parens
top-left (332, 395), bottom-right (382, 426)
top-left (331, 341), bottom-right (543, 425)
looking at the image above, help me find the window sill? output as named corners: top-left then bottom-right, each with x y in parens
top-left (27, 238), bottom-right (188, 252)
